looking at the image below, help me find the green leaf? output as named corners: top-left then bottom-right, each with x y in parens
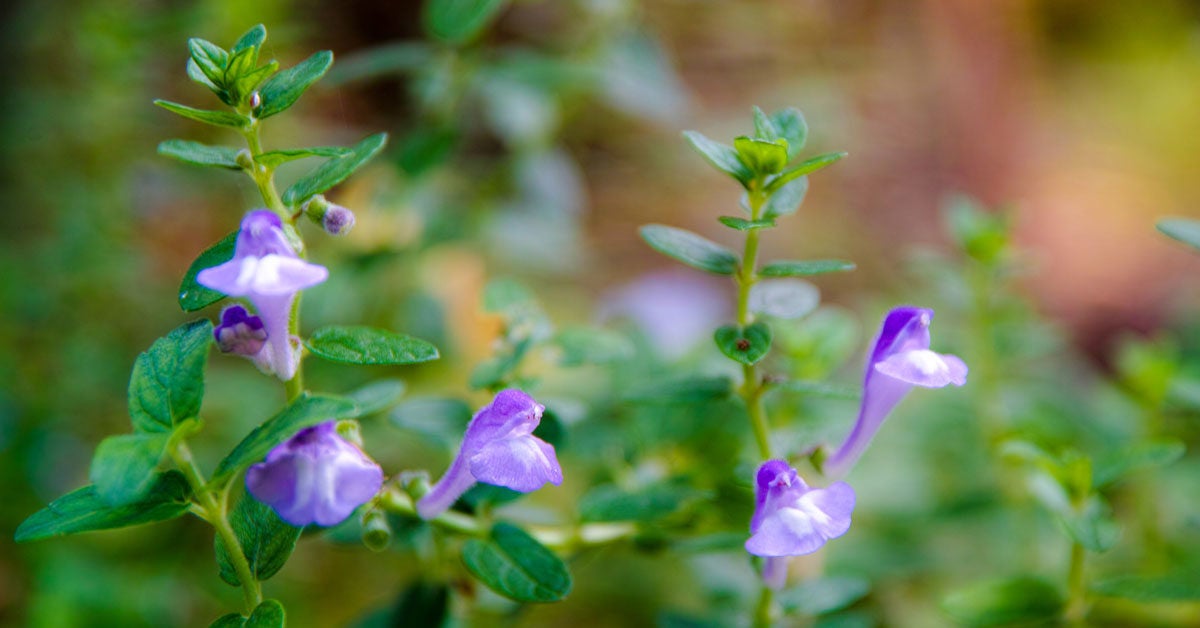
top-left (187, 58), bottom-right (222, 95)
top-left (769, 108), bottom-right (808, 159)
top-left (246, 600), bottom-right (286, 628)
top-left (734, 136), bottom-right (788, 175)
top-left (714, 322), bottom-right (772, 365)
top-left (779, 576), bottom-right (870, 616)
top-left (423, 0), bottom-right (508, 45)
top-left (394, 581), bottom-right (449, 628)
top-left (749, 279), bottom-right (820, 319)
top-left (461, 523), bottom-right (572, 603)
top-left (1092, 573), bottom-right (1200, 602)
top-left (346, 379), bottom-right (407, 416)
top-left (188, 38), bottom-right (228, 82)
top-left (1157, 217), bottom-right (1200, 252)
top-left (233, 62), bottom-right (280, 103)
top-left (1093, 439), bottom-right (1185, 488)
top-left (232, 24), bottom-right (267, 56)
top-left (468, 344), bottom-right (527, 391)
top-left (224, 47), bottom-right (257, 89)
top-left (774, 379), bottom-right (860, 400)
top-left (255, 50), bottom-right (334, 119)
top-left (1060, 497), bottom-right (1119, 553)
top-left (761, 259), bottom-right (856, 277)
top-left (89, 432), bottom-right (170, 506)
top-left (767, 152), bottom-right (846, 192)
top-left (128, 320), bottom-right (213, 433)
top-left (213, 393), bottom-right (360, 484)
top-left (255, 146), bottom-right (352, 168)
top-left (282, 132), bottom-right (388, 207)
top-left (158, 139), bottom-right (242, 170)
top-left (154, 100), bottom-right (249, 129)
top-left (941, 576), bottom-right (1064, 627)
top-left (217, 494), bottom-right (301, 586)
top-left (752, 106), bottom-right (779, 142)
top-left (639, 224), bottom-right (738, 275)
top-left (179, 230), bottom-right (237, 312)
top-left (761, 175), bottom-right (809, 218)
top-left (579, 481), bottom-right (710, 523)
top-left (209, 613), bottom-right (246, 628)
top-left (623, 376), bottom-right (734, 403)
top-left (15, 471), bottom-right (192, 542)
top-left (390, 397), bottom-right (471, 447)
top-left (306, 325), bottom-right (439, 366)
top-left (554, 327), bottom-right (634, 366)
top-left (683, 131), bottom-right (753, 186)
top-left (718, 216), bottom-right (775, 231)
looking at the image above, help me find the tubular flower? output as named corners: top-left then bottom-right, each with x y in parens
top-left (745, 460), bottom-right (855, 590)
top-left (823, 306), bottom-right (967, 478)
top-left (416, 389), bottom-right (562, 520)
top-left (246, 422), bottom-right (384, 527)
top-left (196, 210), bottom-right (327, 381)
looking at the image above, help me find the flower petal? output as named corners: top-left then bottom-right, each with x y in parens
top-left (874, 349), bottom-right (968, 388)
top-left (469, 434), bottom-right (562, 492)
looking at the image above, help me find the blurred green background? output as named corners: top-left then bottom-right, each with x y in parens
top-left (3, 0), bottom-right (1200, 626)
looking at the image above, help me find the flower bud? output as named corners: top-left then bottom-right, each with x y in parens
top-left (302, 194), bottom-right (356, 235)
top-left (361, 509), bottom-right (391, 552)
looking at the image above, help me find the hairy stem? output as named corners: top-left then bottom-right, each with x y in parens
top-left (738, 182), bottom-right (772, 460)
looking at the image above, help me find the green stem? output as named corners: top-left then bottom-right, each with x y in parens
top-left (738, 182), bottom-right (772, 460)
top-left (169, 442), bottom-right (262, 613)
top-left (1065, 540), bottom-right (1086, 624)
top-left (753, 584), bottom-right (775, 628)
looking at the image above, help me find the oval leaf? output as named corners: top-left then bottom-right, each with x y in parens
top-left (346, 379), bottom-right (407, 416)
top-left (423, 0), bottom-right (508, 44)
top-left (760, 259), bottom-right (855, 277)
top-left (554, 326), bottom-right (635, 366)
top-left (734, 136), bottom-right (788, 175)
top-left (761, 175), bottom-right (809, 218)
top-left (89, 432), bottom-right (170, 506)
top-left (942, 576), bottom-right (1064, 627)
top-left (255, 146), bottom-right (353, 168)
top-left (282, 133), bottom-right (388, 207)
top-left (128, 320), bottom-right (213, 433)
top-left (1092, 574), bottom-right (1200, 602)
top-left (461, 523), bottom-right (572, 603)
top-left (154, 100), bottom-right (248, 129)
top-left (779, 575), bottom-right (870, 617)
top-left (767, 151), bottom-right (846, 192)
top-left (714, 322), bottom-right (772, 365)
top-left (179, 230), bottom-right (238, 312)
top-left (255, 50), bottom-right (334, 119)
top-left (718, 216), bottom-right (775, 231)
top-left (246, 600), bottom-right (286, 628)
top-left (158, 140), bottom-right (242, 170)
top-left (216, 494), bottom-right (301, 586)
top-left (683, 130), bottom-right (753, 186)
top-left (15, 471), bottom-right (192, 542)
top-left (639, 224), bottom-right (738, 275)
top-left (749, 279), bottom-right (819, 319)
top-left (306, 325), bottom-right (439, 366)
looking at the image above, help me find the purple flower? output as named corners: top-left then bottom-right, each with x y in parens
top-left (246, 422), bottom-right (384, 527)
top-left (214, 303), bottom-right (268, 358)
top-left (599, 270), bottom-right (729, 360)
top-left (746, 460), bottom-right (855, 589)
top-left (196, 211), bottom-right (328, 381)
top-left (416, 389), bottom-right (562, 519)
top-left (321, 204), bottom-right (355, 235)
top-left (823, 306), bottom-right (967, 478)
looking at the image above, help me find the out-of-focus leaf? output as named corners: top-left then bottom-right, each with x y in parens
top-left (624, 376), bottom-right (734, 403)
top-left (461, 523), bottom-right (571, 603)
top-left (1093, 439), bottom-right (1185, 488)
top-left (325, 43), bottom-right (433, 85)
top-left (1091, 573), bottom-right (1200, 602)
top-left (714, 322), bottom-right (772, 365)
top-left (761, 175), bottom-right (809, 218)
top-left (306, 326), bottom-right (439, 366)
top-left (768, 107), bottom-right (808, 159)
top-left (282, 133), bottom-right (388, 207)
top-left (128, 320), bottom-right (212, 433)
top-left (15, 472), bottom-right (192, 542)
top-left (216, 494), bottom-right (301, 586)
top-left (941, 576), bottom-right (1064, 627)
top-left (600, 32), bottom-right (685, 123)
top-left (158, 140), bottom-right (242, 170)
top-left (179, 230), bottom-right (237, 312)
top-left (390, 397), bottom-right (471, 446)
top-left (213, 394), bottom-right (360, 484)
top-left (245, 600), bottom-right (286, 628)
top-left (683, 131), bottom-right (753, 186)
top-left (396, 126), bottom-right (458, 177)
top-left (734, 136), bottom-right (788, 175)
top-left (774, 379), bottom-right (860, 400)
top-left (761, 260), bottom-right (855, 277)
top-left (749, 279), bottom-right (819, 319)
top-left (767, 152), bottom-right (846, 192)
top-left (153, 100), bottom-right (248, 129)
top-left (346, 379), bottom-right (406, 417)
top-left (423, 0), bottom-right (507, 44)
top-left (639, 224), bottom-right (738, 275)
top-left (718, 216), bottom-right (775, 231)
top-left (779, 576), bottom-right (870, 616)
top-left (554, 327), bottom-right (635, 366)
top-left (89, 432), bottom-right (170, 506)
top-left (1157, 217), bottom-right (1200, 252)
top-left (579, 481), bottom-right (710, 523)
top-left (255, 50), bottom-right (334, 119)
top-left (1060, 497), bottom-right (1119, 553)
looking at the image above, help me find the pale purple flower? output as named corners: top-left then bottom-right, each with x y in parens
top-left (599, 270), bottom-right (729, 359)
top-left (196, 211), bottom-right (327, 381)
top-left (746, 460), bottom-right (855, 589)
top-left (416, 389), bottom-right (562, 519)
top-left (246, 422), bottom-right (384, 527)
top-left (214, 304), bottom-right (268, 363)
top-left (823, 306), bottom-right (967, 478)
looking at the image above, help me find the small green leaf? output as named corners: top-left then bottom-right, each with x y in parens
top-left (1093, 439), bottom-right (1185, 488)
top-left (767, 152), bottom-right (846, 192)
top-left (461, 523), bottom-right (572, 603)
top-left (761, 175), bottom-right (809, 218)
top-left (15, 471), bottom-right (192, 542)
top-left (423, 0), bottom-right (508, 45)
top-left (734, 136), bottom-right (788, 175)
top-left (761, 259), bottom-right (856, 277)
top-left (187, 58), bottom-right (222, 94)
top-left (769, 108), bottom-right (808, 159)
top-left (179, 230), bottom-right (237, 312)
top-left (89, 432), bottom-right (170, 506)
top-left (1092, 573), bottom-right (1200, 602)
top-left (306, 325), bottom-right (439, 366)
top-left (154, 100), bottom-right (249, 129)
top-left (941, 576), bottom-right (1064, 627)
top-left (232, 24), bottom-right (267, 56)
top-left (255, 146), bottom-right (353, 168)
top-left (346, 379), bottom-right (407, 416)
top-left (683, 131), bottom-right (753, 186)
top-left (255, 50), bottom-right (334, 119)
top-left (188, 38), bottom-right (228, 82)
top-left (224, 47), bottom-right (257, 88)
top-left (773, 379), bottom-right (860, 400)
top-left (714, 322), bottom-right (772, 365)
top-left (623, 376), bottom-right (734, 403)
top-left (209, 613), bottom-right (246, 628)
top-left (158, 139), bottom-right (242, 170)
top-left (1157, 217), bottom-right (1200, 252)
top-left (718, 216), bottom-right (775, 231)
top-left (752, 106), bottom-right (779, 142)
top-left (282, 132), bottom-right (388, 207)
top-left (213, 393), bottom-right (360, 484)
top-left (128, 320), bottom-right (213, 433)
top-left (217, 494), bottom-right (301, 586)
top-left (468, 342), bottom-right (528, 391)
top-left (779, 576), bottom-right (870, 616)
top-left (639, 224), bottom-right (738, 275)
top-left (579, 481), bottom-right (710, 523)
top-left (1060, 497), bottom-right (1119, 553)
top-left (390, 397), bottom-right (472, 447)
top-left (246, 600), bottom-right (286, 628)
top-left (233, 62), bottom-right (280, 103)
top-left (749, 279), bottom-right (820, 319)
top-left (554, 327), bottom-right (635, 366)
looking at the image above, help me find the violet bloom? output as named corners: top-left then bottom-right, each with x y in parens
top-left (823, 306), bottom-right (967, 478)
top-left (196, 211), bottom-right (327, 381)
top-left (213, 304), bottom-right (271, 369)
top-left (246, 422), bottom-right (384, 527)
top-left (746, 460), bottom-right (855, 590)
top-left (416, 389), bottom-right (562, 519)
